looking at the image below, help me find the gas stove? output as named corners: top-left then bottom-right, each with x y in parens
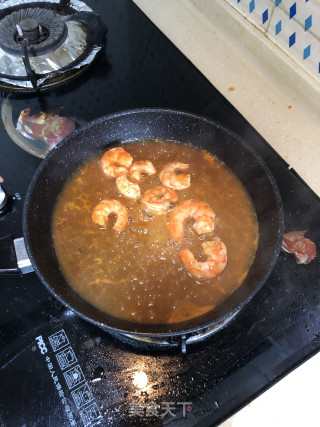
top-left (0, 0), bottom-right (320, 426)
top-left (0, 0), bottom-right (106, 90)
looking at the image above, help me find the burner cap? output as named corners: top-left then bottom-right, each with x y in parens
top-left (0, 7), bottom-right (68, 56)
top-left (19, 18), bottom-right (40, 43)
top-left (20, 18), bottom-right (38, 32)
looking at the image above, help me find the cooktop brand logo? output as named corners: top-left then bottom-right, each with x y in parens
top-left (35, 335), bottom-right (48, 354)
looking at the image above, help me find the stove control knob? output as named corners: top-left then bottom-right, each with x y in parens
top-left (0, 185), bottom-right (8, 212)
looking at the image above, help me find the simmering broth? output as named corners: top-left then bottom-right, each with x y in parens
top-left (52, 140), bottom-right (258, 324)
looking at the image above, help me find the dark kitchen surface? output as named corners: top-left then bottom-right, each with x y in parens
top-left (0, 0), bottom-right (319, 426)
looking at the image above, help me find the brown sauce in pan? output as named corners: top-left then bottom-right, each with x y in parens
top-left (52, 140), bottom-right (258, 324)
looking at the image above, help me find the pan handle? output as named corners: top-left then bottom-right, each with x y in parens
top-left (0, 235), bottom-right (34, 275)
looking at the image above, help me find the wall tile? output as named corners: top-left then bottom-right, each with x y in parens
top-left (225, 0), bottom-right (275, 32)
top-left (224, 0), bottom-right (320, 81)
top-left (267, 4), bottom-right (320, 78)
top-left (278, 0), bottom-right (320, 40)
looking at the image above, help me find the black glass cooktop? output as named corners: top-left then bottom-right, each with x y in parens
top-left (0, 1), bottom-right (319, 426)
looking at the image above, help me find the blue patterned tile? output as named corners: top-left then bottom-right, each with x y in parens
top-left (249, 0), bottom-right (255, 13)
top-left (303, 44), bottom-right (311, 59)
top-left (275, 19), bottom-right (282, 35)
top-left (290, 2), bottom-right (296, 19)
top-left (289, 32), bottom-right (296, 47)
top-left (305, 15), bottom-right (312, 31)
top-left (262, 8), bottom-right (269, 24)
top-left (225, 0), bottom-right (320, 80)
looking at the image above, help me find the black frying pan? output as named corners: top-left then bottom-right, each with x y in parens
top-left (22, 109), bottom-right (284, 336)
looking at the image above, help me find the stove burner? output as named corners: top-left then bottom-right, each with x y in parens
top-left (111, 311), bottom-right (239, 354)
top-left (0, 8), bottom-right (67, 56)
top-left (0, 0), bottom-right (106, 91)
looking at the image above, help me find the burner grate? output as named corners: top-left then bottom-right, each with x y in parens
top-left (0, 7), bottom-right (68, 56)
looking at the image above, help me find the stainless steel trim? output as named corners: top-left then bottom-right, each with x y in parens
top-left (13, 237), bottom-right (34, 274)
top-left (0, 185), bottom-right (8, 210)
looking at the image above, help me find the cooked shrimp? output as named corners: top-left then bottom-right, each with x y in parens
top-left (92, 199), bottom-right (128, 232)
top-left (159, 162), bottom-right (190, 190)
top-left (169, 199), bottom-right (216, 244)
top-left (101, 147), bottom-right (133, 178)
top-left (141, 186), bottom-right (178, 215)
top-left (180, 238), bottom-right (227, 279)
top-left (116, 174), bottom-right (141, 199)
top-left (129, 160), bottom-right (156, 182)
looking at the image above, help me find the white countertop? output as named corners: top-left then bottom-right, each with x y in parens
top-left (133, 0), bottom-right (320, 197)
top-left (132, 0), bottom-right (320, 425)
